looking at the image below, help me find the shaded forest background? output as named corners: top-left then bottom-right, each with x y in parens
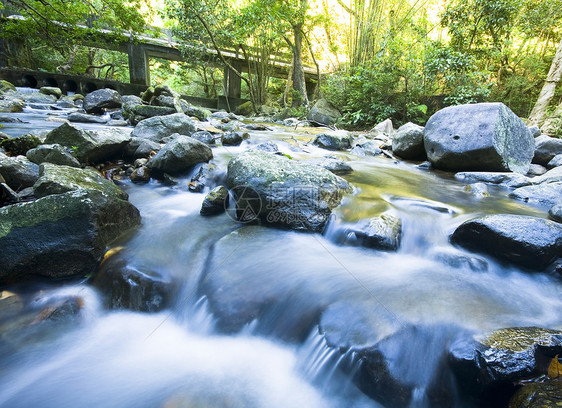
top-left (1, 0), bottom-right (561, 132)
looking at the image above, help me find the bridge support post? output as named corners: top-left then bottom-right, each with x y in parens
top-left (223, 62), bottom-right (242, 99)
top-left (127, 43), bottom-right (150, 86)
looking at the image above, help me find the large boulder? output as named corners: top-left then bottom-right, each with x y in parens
top-left (26, 144), bottom-right (81, 167)
top-left (44, 123), bottom-right (130, 164)
top-left (449, 327), bottom-right (562, 405)
top-left (0, 155), bottom-right (40, 190)
top-left (146, 135), bottom-right (213, 175)
top-left (450, 214), bottom-right (562, 270)
top-left (307, 98), bottom-right (342, 126)
top-left (533, 135), bottom-right (562, 166)
top-left (226, 151), bottom-right (352, 232)
top-left (509, 378), bottom-right (562, 408)
top-left (33, 163), bottom-right (128, 200)
top-left (424, 103), bottom-right (534, 173)
top-left (509, 182), bottom-right (562, 207)
top-left (392, 122), bottom-right (426, 160)
top-left (130, 113), bottom-right (196, 142)
top-left (82, 89), bottom-right (123, 114)
top-left (0, 189), bottom-right (140, 282)
top-left (0, 134), bottom-right (42, 156)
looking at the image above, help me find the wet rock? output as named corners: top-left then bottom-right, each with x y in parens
top-left (0, 189), bottom-right (140, 282)
top-left (147, 135), bottom-right (213, 176)
top-left (0, 182), bottom-right (19, 205)
top-left (509, 182), bottom-right (562, 207)
top-left (26, 144), bottom-right (81, 167)
top-left (455, 171), bottom-right (530, 188)
top-left (527, 164), bottom-right (547, 176)
top-left (247, 141), bottom-right (279, 153)
top-left (533, 135), bottom-right (562, 166)
top-left (0, 155), bottom-right (40, 190)
top-left (301, 157), bottom-right (353, 175)
top-left (449, 327), bottom-right (562, 406)
top-left (83, 88), bottom-right (123, 114)
top-left (0, 98), bottom-right (24, 113)
top-left (430, 247), bottom-right (488, 272)
top-left (24, 93), bottom-right (57, 105)
top-left (352, 140), bottom-right (383, 156)
top-left (341, 212), bottom-right (402, 251)
top-left (44, 123), bottom-right (130, 164)
top-left (531, 165), bottom-right (562, 184)
top-left (313, 131), bottom-right (352, 151)
top-left (33, 163), bottom-right (128, 200)
top-left (450, 214), bottom-right (562, 270)
top-left (0, 80), bottom-right (16, 94)
top-left (226, 151), bottom-right (352, 232)
top-left (124, 137), bottom-right (161, 159)
top-left (191, 131), bottom-right (216, 146)
top-left (39, 87), bottom-right (62, 99)
top-left (424, 103), bottom-right (534, 173)
top-left (67, 112), bottom-right (109, 124)
top-left (126, 105), bottom-right (177, 122)
top-left (509, 378), bottom-right (562, 408)
top-left (0, 134), bottom-right (42, 155)
top-left (392, 122), bottom-right (426, 160)
top-left (234, 101), bottom-right (253, 116)
top-left (373, 119), bottom-right (395, 137)
top-left (129, 166), bottom-right (151, 184)
top-left (221, 131), bottom-right (249, 146)
top-left (307, 98), bottom-right (341, 126)
top-left (547, 154), bottom-right (562, 169)
top-left (130, 113), bottom-right (196, 142)
top-left (357, 325), bottom-right (459, 408)
top-left (549, 202), bottom-right (562, 223)
top-left (188, 163), bottom-right (217, 192)
top-left (528, 125), bottom-right (541, 138)
top-left (184, 105), bottom-right (212, 121)
top-left (200, 185), bottom-right (228, 216)
top-left (94, 256), bottom-right (175, 312)
top-left (464, 182), bottom-right (490, 198)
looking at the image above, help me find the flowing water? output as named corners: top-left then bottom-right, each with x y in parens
top-left (0, 102), bottom-right (561, 408)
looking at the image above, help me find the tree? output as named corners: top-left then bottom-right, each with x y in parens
top-left (0, 0), bottom-right (150, 59)
top-left (527, 38), bottom-right (562, 127)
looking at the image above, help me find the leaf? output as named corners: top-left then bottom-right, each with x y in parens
top-left (548, 354), bottom-right (562, 378)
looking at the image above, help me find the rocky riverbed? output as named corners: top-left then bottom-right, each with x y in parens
top-left (0, 81), bottom-right (561, 408)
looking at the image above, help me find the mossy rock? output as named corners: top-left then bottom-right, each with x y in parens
top-left (0, 134), bottom-right (42, 156)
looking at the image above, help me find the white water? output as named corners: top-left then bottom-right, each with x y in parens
top-left (1, 104), bottom-right (561, 407)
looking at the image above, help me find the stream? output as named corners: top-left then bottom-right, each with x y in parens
top-left (0, 97), bottom-right (561, 408)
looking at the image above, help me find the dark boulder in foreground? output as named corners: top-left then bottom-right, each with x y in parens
top-left (450, 214), bottom-right (562, 270)
top-left (0, 189), bottom-right (140, 282)
top-left (226, 151), bottom-right (352, 232)
top-left (424, 103), bottom-right (534, 173)
top-left (449, 327), bottom-right (562, 406)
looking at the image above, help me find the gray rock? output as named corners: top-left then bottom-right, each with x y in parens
top-left (83, 89), bottom-right (123, 114)
top-left (548, 154), bottom-right (562, 168)
top-left (0, 80), bottom-right (16, 94)
top-left (121, 94), bottom-right (142, 110)
top-left (191, 131), bottom-right (216, 145)
top-left (0, 134), bottom-right (42, 155)
top-left (450, 214), bottom-right (562, 270)
top-left (129, 166), bottom-right (151, 184)
top-left (549, 202), bottom-right (562, 223)
top-left (533, 135), bottom-right (562, 166)
top-left (354, 140), bottom-right (383, 156)
top-left (247, 141), bottom-right (279, 153)
top-left (301, 157), bottom-right (353, 175)
top-left (0, 94), bottom-right (24, 113)
top-left (527, 125), bottom-right (541, 138)
top-left (307, 98), bottom-right (341, 126)
top-left (0, 155), bottom-right (40, 190)
top-left (449, 327), bottom-right (562, 402)
top-left (424, 103), bottom-right (534, 173)
top-left (313, 131), bottom-right (352, 151)
top-left (392, 122), bottom-right (426, 160)
top-left (94, 255), bottom-right (175, 312)
top-left (0, 182), bottom-right (19, 205)
top-left (124, 137), bottom-right (161, 159)
top-left (188, 163), bottom-right (217, 192)
top-left (226, 151), bottom-right (352, 232)
top-left (221, 131), bottom-right (249, 146)
top-left (373, 119), bottom-right (395, 136)
top-left (24, 93), bottom-right (57, 105)
top-left (509, 182), bottom-right (562, 207)
top-left (184, 105), bottom-right (212, 121)
top-left (67, 112), bottom-right (109, 124)
top-left (33, 163), bottom-right (128, 200)
top-left (146, 135), bottom-right (213, 175)
top-left (130, 113), bottom-right (196, 142)
top-left (0, 189), bottom-right (140, 282)
top-left (341, 213), bottom-right (402, 251)
top-left (127, 105), bottom-right (177, 121)
top-left (527, 163), bottom-right (547, 176)
top-left (44, 123), bottom-right (130, 164)
top-left (530, 166), bottom-right (562, 184)
top-left (200, 185), bottom-right (228, 216)
top-left (464, 182), bottom-right (490, 198)
top-left (26, 144), bottom-right (81, 167)
top-left (454, 172), bottom-right (530, 188)
top-left (39, 87), bottom-right (62, 99)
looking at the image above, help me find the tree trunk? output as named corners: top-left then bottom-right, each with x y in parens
top-left (291, 24), bottom-right (309, 108)
top-left (527, 38), bottom-right (562, 127)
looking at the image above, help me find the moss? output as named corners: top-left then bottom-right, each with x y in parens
top-left (479, 327), bottom-right (562, 352)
